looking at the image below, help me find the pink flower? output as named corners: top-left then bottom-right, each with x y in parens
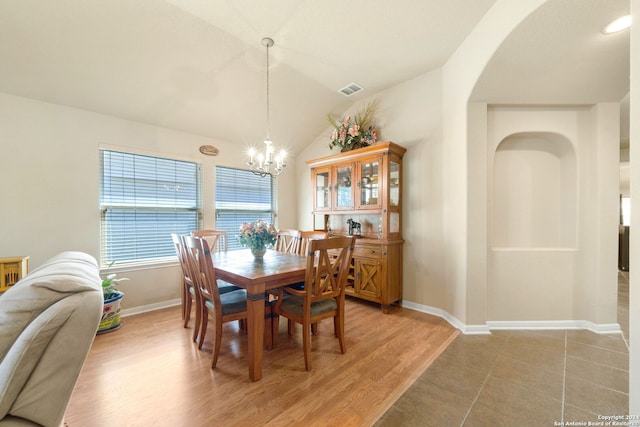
top-left (348, 125), bottom-right (360, 137)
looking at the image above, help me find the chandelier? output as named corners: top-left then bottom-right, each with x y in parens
top-left (247, 37), bottom-right (287, 177)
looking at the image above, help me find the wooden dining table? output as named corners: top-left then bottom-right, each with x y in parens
top-left (210, 248), bottom-right (307, 381)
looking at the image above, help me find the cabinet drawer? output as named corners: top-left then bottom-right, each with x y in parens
top-left (353, 244), bottom-right (382, 259)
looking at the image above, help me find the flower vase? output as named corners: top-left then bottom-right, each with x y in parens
top-left (251, 247), bottom-right (267, 258)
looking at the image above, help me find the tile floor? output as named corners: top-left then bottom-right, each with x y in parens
top-left (375, 273), bottom-right (630, 427)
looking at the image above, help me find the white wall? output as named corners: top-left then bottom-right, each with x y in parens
top-left (483, 105), bottom-right (619, 326)
top-left (444, 0), bottom-right (550, 327)
top-left (296, 69), bottom-right (446, 309)
top-left (0, 91), bottom-right (297, 310)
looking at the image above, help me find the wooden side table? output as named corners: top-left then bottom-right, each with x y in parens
top-left (0, 256), bottom-right (29, 293)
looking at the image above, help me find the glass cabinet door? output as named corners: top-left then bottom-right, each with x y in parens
top-left (359, 159), bottom-right (380, 208)
top-left (390, 160), bottom-right (400, 207)
top-left (314, 169), bottom-right (331, 210)
top-left (335, 164), bottom-right (353, 209)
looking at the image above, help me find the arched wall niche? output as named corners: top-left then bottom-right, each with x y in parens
top-left (492, 131), bottom-right (577, 249)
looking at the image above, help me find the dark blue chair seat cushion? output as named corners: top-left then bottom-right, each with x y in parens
top-left (205, 289), bottom-right (247, 315)
top-left (279, 295), bottom-right (337, 318)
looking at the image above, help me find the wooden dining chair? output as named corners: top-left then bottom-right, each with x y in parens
top-left (191, 229), bottom-right (242, 295)
top-left (274, 236), bottom-right (355, 371)
top-left (182, 235), bottom-right (248, 368)
top-left (191, 229), bottom-right (228, 253)
top-left (274, 229), bottom-right (301, 254)
top-left (172, 233), bottom-right (201, 340)
top-left (273, 230), bottom-right (330, 339)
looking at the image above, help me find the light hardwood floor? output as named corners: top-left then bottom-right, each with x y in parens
top-left (65, 298), bottom-right (459, 427)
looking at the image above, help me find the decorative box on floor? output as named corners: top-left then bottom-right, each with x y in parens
top-left (0, 256), bottom-right (29, 293)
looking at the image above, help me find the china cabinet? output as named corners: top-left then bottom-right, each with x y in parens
top-left (307, 141), bottom-right (406, 313)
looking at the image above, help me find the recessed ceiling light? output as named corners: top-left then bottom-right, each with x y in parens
top-left (602, 15), bottom-right (632, 34)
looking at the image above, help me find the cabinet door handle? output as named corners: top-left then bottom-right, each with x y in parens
top-left (371, 250), bottom-right (377, 254)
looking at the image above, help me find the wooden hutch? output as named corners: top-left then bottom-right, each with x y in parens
top-left (306, 141), bottom-right (406, 313)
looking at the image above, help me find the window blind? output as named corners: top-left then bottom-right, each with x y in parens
top-left (100, 149), bottom-right (201, 265)
top-left (215, 166), bottom-right (274, 251)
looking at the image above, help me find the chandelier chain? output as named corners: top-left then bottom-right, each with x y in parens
top-left (265, 39), bottom-right (270, 141)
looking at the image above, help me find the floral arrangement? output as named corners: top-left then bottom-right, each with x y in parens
top-left (327, 99), bottom-right (379, 151)
top-left (238, 220), bottom-right (277, 251)
top-left (101, 261), bottom-right (128, 299)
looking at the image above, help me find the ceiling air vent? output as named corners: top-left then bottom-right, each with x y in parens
top-left (338, 82), bottom-right (363, 97)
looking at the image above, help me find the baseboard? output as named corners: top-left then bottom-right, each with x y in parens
top-left (121, 298), bottom-right (181, 318)
top-left (486, 320), bottom-right (623, 334)
top-left (402, 300), bottom-right (622, 335)
top-left (402, 301), bottom-right (491, 335)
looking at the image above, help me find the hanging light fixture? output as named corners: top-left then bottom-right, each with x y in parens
top-left (247, 37), bottom-right (287, 177)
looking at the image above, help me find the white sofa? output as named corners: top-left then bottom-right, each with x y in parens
top-left (0, 251), bottom-right (103, 427)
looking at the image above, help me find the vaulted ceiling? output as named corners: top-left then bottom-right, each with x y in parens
top-left (0, 0), bottom-right (629, 154)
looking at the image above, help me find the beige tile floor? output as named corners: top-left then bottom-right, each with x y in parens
top-left (375, 273), bottom-right (630, 426)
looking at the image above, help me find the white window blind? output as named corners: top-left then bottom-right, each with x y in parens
top-left (100, 149), bottom-right (201, 265)
top-left (215, 166), bottom-right (274, 251)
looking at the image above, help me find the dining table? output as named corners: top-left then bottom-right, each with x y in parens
top-left (210, 248), bottom-right (307, 381)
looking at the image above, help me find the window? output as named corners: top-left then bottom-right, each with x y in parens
top-left (215, 166), bottom-right (275, 250)
top-left (100, 149), bottom-right (201, 265)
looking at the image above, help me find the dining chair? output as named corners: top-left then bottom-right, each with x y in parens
top-left (190, 230), bottom-right (242, 295)
top-left (274, 236), bottom-right (355, 370)
top-left (174, 233), bottom-right (242, 339)
top-left (274, 229), bottom-right (301, 254)
top-left (273, 230), bottom-right (331, 340)
top-left (172, 233), bottom-right (200, 340)
top-left (191, 229), bottom-right (228, 253)
top-left (182, 235), bottom-right (248, 368)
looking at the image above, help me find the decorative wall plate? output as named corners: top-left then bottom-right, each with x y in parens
top-left (199, 145), bottom-right (219, 156)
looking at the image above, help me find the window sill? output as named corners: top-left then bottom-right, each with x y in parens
top-left (100, 257), bottom-right (179, 275)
